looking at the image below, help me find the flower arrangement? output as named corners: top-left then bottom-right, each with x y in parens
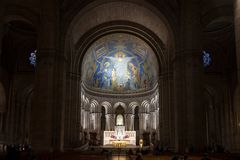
top-left (123, 135), bottom-right (129, 139)
top-left (110, 135), bottom-right (116, 139)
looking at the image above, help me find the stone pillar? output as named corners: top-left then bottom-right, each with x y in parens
top-left (149, 103), bottom-right (153, 130)
top-left (106, 114), bottom-right (110, 130)
top-left (81, 108), bottom-right (84, 128)
top-left (156, 107), bottom-right (160, 140)
top-left (233, 0), bottom-right (240, 152)
top-left (223, 89), bottom-right (234, 150)
top-left (86, 110), bottom-right (90, 130)
top-left (0, 16), bottom-right (5, 135)
top-left (96, 112), bottom-right (101, 131)
top-left (0, 0), bottom-right (4, 62)
top-left (124, 114), bottom-right (127, 129)
top-left (130, 113), bottom-right (134, 130)
top-left (125, 114), bottom-right (132, 130)
top-left (112, 114), bottom-right (115, 130)
top-left (31, 0), bottom-right (65, 151)
top-left (83, 109), bottom-right (86, 129)
top-left (65, 73), bottom-right (81, 148)
top-left (174, 0), bottom-right (205, 152)
top-left (130, 115), bottom-right (134, 131)
top-left (108, 114), bottom-right (113, 130)
top-left (31, 50), bottom-right (54, 151)
top-left (91, 112), bottom-right (95, 130)
top-left (152, 112), bottom-right (156, 130)
top-left (0, 0), bottom-right (6, 113)
top-left (159, 73), bottom-right (172, 146)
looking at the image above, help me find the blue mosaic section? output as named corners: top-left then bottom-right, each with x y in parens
top-left (203, 50), bottom-right (212, 67)
top-left (29, 50), bottom-right (37, 67)
top-left (82, 34), bottom-right (158, 92)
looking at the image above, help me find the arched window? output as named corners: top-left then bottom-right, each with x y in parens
top-left (202, 50), bottom-right (211, 67)
top-left (115, 105), bottom-right (125, 126)
top-left (29, 50), bottom-right (37, 67)
top-left (116, 114), bottom-right (124, 126)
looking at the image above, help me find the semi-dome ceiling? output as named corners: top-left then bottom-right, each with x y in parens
top-left (82, 33), bottom-right (159, 93)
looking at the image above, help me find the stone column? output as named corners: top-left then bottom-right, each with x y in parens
top-left (130, 114), bottom-right (134, 130)
top-left (149, 104), bottom-right (153, 130)
top-left (233, 0), bottom-right (240, 152)
top-left (156, 107), bottom-right (160, 140)
top-left (91, 112), bottom-right (95, 130)
top-left (174, 0), bottom-right (205, 152)
top-left (65, 73), bottom-right (81, 148)
top-left (96, 112), bottom-right (101, 131)
top-left (30, 0), bottom-right (65, 151)
top-left (81, 108), bottom-right (84, 128)
top-left (0, 0), bottom-right (5, 139)
top-left (130, 115), bottom-right (134, 131)
top-left (83, 109), bottom-right (86, 129)
top-left (223, 89), bottom-right (234, 150)
top-left (152, 112), bottom-right (156, 130)
top-left (159, 72), bottom-right (173, 147)
top-left (125, 114), bottom-right (128, 130)
top-left (125, 114), bottom-right (132, 130)
top-left (108, 114), bottom-right (112, 130)
top-left (106, 114), bottom-right (110, 130)
top-left (112, 114), bottom-right (115, 130)
top-left (0, 0), bottom-right (4, 63)
top-left (31, 50), bottom-right (54, 151)
top-left (86, 110), bottom-right (90, 130)
top-left (0, 0), bottom-right (6, 114)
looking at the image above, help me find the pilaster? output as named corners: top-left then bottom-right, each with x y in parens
top-left (30, 0), bottom-right (65, 152)
top-left (174, 0), bottom-right (205, 152)
top-left (233, 0), bottom-right (240, 152)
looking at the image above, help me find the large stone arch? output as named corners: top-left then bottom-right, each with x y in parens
top-left (3, 5), bottom-right (39, 30)
top-left (63, 0), bottom-right (175, 74)
top-left (63, 0), bottom-right (176, 149)
top-left (75, 22), bottom-right (166, 75)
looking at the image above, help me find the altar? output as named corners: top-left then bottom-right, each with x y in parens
top-left (103, 126), bottom-right (136, 146)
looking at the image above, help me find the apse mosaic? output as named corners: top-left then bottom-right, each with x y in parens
top-left (82, 33), bottom-right (158, 93)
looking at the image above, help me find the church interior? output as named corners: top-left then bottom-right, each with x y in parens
top-left (0, 0), bottom-right (240, 159)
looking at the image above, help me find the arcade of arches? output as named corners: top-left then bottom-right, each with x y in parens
top-left (0, 0), bottom-right (240, 154)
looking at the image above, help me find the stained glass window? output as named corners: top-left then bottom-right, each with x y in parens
top-left (29, 50), bottom-right (37, 66)
top-left (202, 50), bottom-right (211, 67)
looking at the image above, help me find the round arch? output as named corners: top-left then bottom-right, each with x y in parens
top-left (75, 21), bottom-right (165, 76)
top-left (129, 101), bottom-right (140, 114)
top-left (65, 0), bottom-right (175, 148)
top-left (63, 0), bottom-right (175, 76)
top-left (113, 102), bottom-right (127, 111)
top-left (100, 101), bottom-right (112, 114)
top-left (3, 5), bottom-right (39, 30)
